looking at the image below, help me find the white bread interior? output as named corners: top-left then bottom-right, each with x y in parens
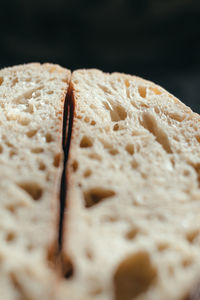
top-left (61, 69), bottom-right (200, 300)
top-left (0, 63), bottom-right (70, 300)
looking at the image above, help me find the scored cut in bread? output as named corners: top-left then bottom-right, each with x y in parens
top-left (0, 63), bottom-right (70, 300)
top-left (60, 69), bottom-right (200, 300)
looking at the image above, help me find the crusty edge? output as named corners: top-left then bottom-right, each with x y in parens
top-left (0, 62), bottom-right (68, 74)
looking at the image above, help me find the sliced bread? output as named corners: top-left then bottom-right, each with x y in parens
top-left (0, 63), bottom-right (70, 300)
top-left (61, 69), bottom-right (200, 300)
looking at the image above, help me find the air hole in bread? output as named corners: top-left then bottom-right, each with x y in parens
top-left (140, 102), bottom-right (149, 108)
top-left (45, 173), bottom-right (50, 182)
top-left (89, 287), bottom-right (103, 296)
top-left (156, 242), bottom-right (169, 252)
top-left (113, 124), bottom-right (119, 131)
top-left (173, 135), bottom-right (180, 142)
top-left (5, 231), bottom-right (16, 242)
top-left (0, 77), bottom-right (4, 86)
top-left (88, 153), bottom-right (102, 161)
top-left (111, 104), bottom-right (127, 122)
top-left (9, 150), bottom-right (17, 158)
top-left (10, 272), bottom-right (20, 292)
top-left (154, 107), bottom-right (160, 114)
top-left (47, 90), bottom-right (53, 95)
top-left (26, 129), bottom-right (37, 138)
top-left (31, 147), bottom-right (44, 153)
top-left (104, 125), bottom-right (110, 133)
top-left (130, 101), bottom-right (138, 109)
top-left (125, 144), bottom-right (134, 155)
top-left (196, 136), bottom-right (200, 143)
top-left (84, 116), bottom-right (90, 123)
top-left (84, 188), bottom-right (116, 208)
top-left (48, 66), bottom-right (57, 73)
top-left (150, 87), bottom-right (162, 95)
top-left (167, 111), bottom-right (185, 122)
top-left (98, 83), bottom-right (112, 94)
top-left (186, 230), bottom-right (199, 244)
top-left (63, 257), bottom-right (74, 279)
top-left (5, 141), bottom-right (14, 148)
top-left (132, 130), bottom-right (141, 136)
top-left (138, 86), bottom-right (147, 98)
top-left (62, 77), bottom-right (69, 83)
top-left (84, 169), bottom-right (92, 178)
top-left (102, 215), bottom-right (118, 222)
top-left (39, 162), bottom-right (46, 171)
top-left (124, 79), bottom-right (130, 88)
top-left (0, 145), bottom-right (3, 154)
top-left (53, 153), bottom-right (61, 168)
top-left (13, 90), bottom-right (33, 102)
top-left (91, 120), bottom-right (96, 125)
top-left (141, 172), bottom-right (148, 179)
top-left (11, 77), bottom-right (19, 87)
top-left (103, 101), bottom-right (127, 122)
top-left (90, 104), bottom-right (96, 109)
top-left (124, 80), bottom-right (131, 98)
top-left (125, 227), bottom-right (139, 240)
top-left (33, 91), bottom-right (41, 98)
top-left (71, 160), bottom-right (78, 172)
top-left (17, 182), bottom-right (43, 201)
top-left (140, 112), bottom-right (172, 154)
top-left (18, 117), bottom-right (30, 126)
top-left (27, 244), bottom-right (34, 251)
top-left (85, 248), bottom-right (93, 260)
top-left (100, 139), bottom-right (119, 155)
top-left (113, 251), bottom-right (157, 300)
top-left (182, 257), bottom-right (193, 268)
top-left (6, 204), bottom-right (16, 214)
top-left (131, 159), bottom-right (138, 169)
top-left (45, 133), bottom-right (53, 143)
top-left (26, 103), bottom-right (34, 114)
top-left (80, 136), bottom-right (93, 148)
top-left (170, 157), bottom-right (175, 167)
top-left (110, 81), bottom-right (118, 91)
top-left (183, 169), bottom-right (190, 177)
top-left (109, 149), bottom-right (119, 155)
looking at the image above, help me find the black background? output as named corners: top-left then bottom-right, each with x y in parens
top-left (0, 0), bottom-right (200, 113)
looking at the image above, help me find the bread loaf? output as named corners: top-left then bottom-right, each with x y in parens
top-left (2, 64), bottom-right (200, 300)
top-left (0, 63), bottom-right (70, 300)
top-left (60, 69), bottom-right (200, 300)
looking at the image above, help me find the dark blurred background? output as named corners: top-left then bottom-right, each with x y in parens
top-left (0, 0), bottom-right (200, 112)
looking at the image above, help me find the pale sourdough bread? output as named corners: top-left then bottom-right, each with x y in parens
top-left (0, 63), bottom-right (70, 300)
top-left (60, 69), bottom-right (200, 300)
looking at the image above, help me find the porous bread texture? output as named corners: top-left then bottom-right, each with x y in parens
top-left (0, 63), bottom-right (70, 300)
top-left (61, 69), bottom-right (200, 300)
